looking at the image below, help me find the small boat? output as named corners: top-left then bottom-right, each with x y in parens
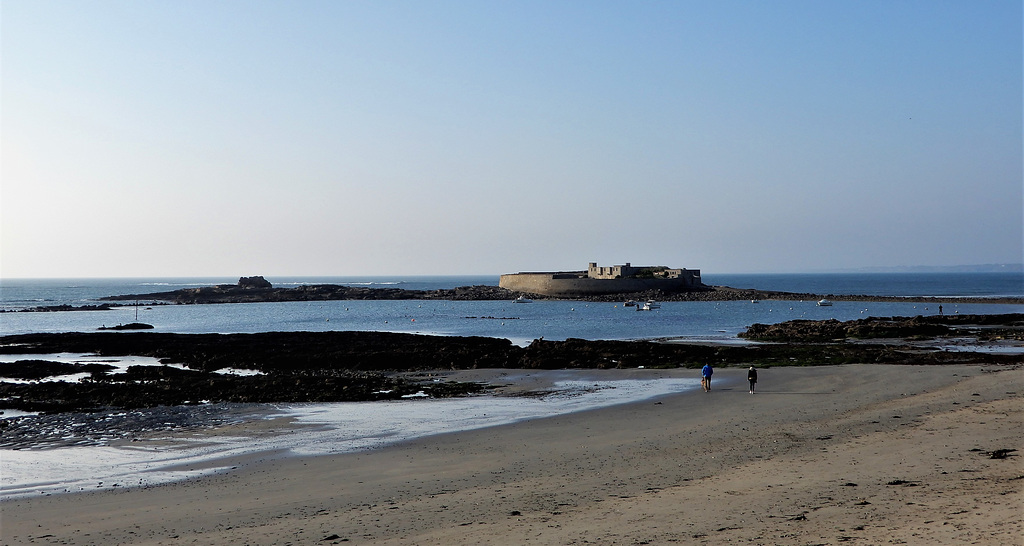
top-left (623, 300), bottom-right (637, 307)
top-left (817, 299), bottom-right (833, 306)
top-left (751, 299), bottom-right (760, 304)
top-left (513, 296), bottom-right (533, 303)
top-left (636, 300), bottom-right (660, 311)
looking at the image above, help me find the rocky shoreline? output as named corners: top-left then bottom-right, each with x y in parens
top-left (740, 312), bottom-right (1024, 342)
top-left (99, 280), bottom-right (521, 305)
top-left (2, 313), bottom-right (1021, 415)
top-left (0, 303), bottom-right (120, 313)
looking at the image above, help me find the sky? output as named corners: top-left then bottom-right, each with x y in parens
top-left (2, 1), bottom-right (1021, 278)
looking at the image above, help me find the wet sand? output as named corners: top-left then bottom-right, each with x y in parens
top-left (3, 364), bottom-right (1022, 545)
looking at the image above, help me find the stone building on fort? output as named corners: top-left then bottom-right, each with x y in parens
top-left (499, 262), bottom-right (703, 297)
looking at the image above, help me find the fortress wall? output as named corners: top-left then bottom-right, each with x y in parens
top-left (498, 273), bottom-right (563, 295)
top-left (499, 272), bottom-right (702, 297)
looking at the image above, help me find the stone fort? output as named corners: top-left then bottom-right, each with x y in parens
top-left (499, 262), bottom-right (703, 297)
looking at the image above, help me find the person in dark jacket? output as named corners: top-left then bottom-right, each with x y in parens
top-left (748, 366), bottom-right (757, 394)
top-left (702, 364), bottom-right (713, 392)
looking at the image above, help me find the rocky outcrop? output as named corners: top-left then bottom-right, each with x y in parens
top-left (0, 366), bottom-right (492, 414)
top-left (101, 284), bottom-right (522, 304)
top-left (98, 323), bottom-right (154, 331)
top-left (740, 313), bottom-right (1024, 342)
top-left (0, 331), bottom-right (519, 373)
top-left (0, 360), bottom-right (116, 380)
top-left (3, 318), bottom-right (1022, 413)
top-left (237, 276), bottom-right (273, 289)
top-left (0, 304), bottom-right (117, 313)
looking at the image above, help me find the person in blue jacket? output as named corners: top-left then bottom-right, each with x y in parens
top-left (701, 363), bottom-right (713, 392)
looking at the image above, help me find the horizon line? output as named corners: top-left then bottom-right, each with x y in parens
top-left (2, 264), bottom-right (1022, 281)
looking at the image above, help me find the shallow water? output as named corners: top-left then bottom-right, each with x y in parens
top-left (3, 298), bottom-right (1022, 344)
top-left (0, 373), bottom-right (701, 499)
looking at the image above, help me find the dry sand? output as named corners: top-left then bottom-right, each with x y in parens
top-left (3, 364), bottom-right (1021, 545)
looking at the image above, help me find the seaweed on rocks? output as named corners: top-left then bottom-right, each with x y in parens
top-left (0, 332), bottom-right (513, 412)
top-left (0, 366), bottom-right (489, 413)
top-left (0, 331), bottom-right (520, 373)
top-left (2, 318), bottom-right (1021, 414)
top-left (0, 360), bottom-right (117, 380)
top-left (740, 313), bottom-right (1024, 342)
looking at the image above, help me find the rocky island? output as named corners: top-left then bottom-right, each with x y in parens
top-left (99, 275), bottom-right (517, 304)
top-left (96, 275), bottom-right (1024, 306)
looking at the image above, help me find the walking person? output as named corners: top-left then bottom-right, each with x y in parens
top-left (748, 366), bottom-right (757, 394)
top-left (702, 363), bottom-right (713, 392)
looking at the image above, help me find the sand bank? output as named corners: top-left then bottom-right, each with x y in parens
top-left (3, 364), bottom-right (1021, 545)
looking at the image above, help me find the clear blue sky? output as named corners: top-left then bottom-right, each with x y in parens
top-left (2, 1), bottom-right (1021, 277)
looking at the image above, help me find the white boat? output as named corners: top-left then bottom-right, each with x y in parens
top-left (637, 300), bottom-right (660, 311)
top-left (817, 299), bottom-right (833, 306)
top-left (513, 296), bottom-right (533, 303)
top-left (623, 300), bottom-right (637, 307)
top-left (751, 299), bottom-right (760, 303)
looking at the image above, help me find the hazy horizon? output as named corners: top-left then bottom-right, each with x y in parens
top-left (2, 263), bottom-right (1022, 281)
top-left (3, 1), bottom-right (1021, 278)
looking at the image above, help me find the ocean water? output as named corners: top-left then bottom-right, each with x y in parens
top-left (1, 273), bottom-right (1022, 342)
top-left (1, 272), bottom-right (1022, 499)
top-left (3, 272), bottom-right (1021, 310)
top-left (706, 272), bottom-right (1024, 298)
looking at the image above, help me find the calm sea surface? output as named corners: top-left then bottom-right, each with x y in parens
top-left (1, 273), bottom-right (1021, 342)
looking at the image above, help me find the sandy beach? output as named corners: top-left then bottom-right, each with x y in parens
top-left (3, 363), bottom-right (1021, 545)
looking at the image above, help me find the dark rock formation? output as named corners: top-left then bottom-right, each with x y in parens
top-left (0, 331), bottom-right (519, 373)
top-left (238, 276), bottom-right (272, 289)
top-left (101, 284), bottom-right (521, 304)
top-left (2, 317), bottom-right (1021, 413)
top-left (98, 323), bottom-right (154, 331)
top-left (740, 313), bottom-right (1024, 342)
top-left (0, 304), bottom-right (116, 313)
top-left (0, 367), bottom-right (489, 413)
top-left (0, 360), bottom-right (116, 380)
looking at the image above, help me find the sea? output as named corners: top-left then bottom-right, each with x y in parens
top-left (1, 272), bottom-right (1022, 499)
top-left (2, 272), bottom-right (1023, 343)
